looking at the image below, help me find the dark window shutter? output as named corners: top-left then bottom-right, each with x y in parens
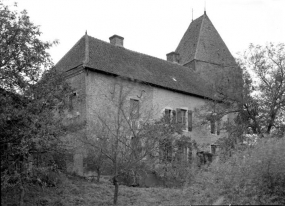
top-left (188, 110), bottom-right (193, 131)
top-left (172, 110), bottom-right (176, 122)
top-left (176, 109), bottom-right (182, 123)
top-left (210, 119), bottom-right (215, 134)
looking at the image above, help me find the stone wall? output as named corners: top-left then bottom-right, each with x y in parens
top-left (64, 68), bottom-right (230, 175)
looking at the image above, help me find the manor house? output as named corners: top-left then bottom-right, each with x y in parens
top-left (55, 11), bottom-right (240, 175)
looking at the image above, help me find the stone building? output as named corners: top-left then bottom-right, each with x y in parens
top-left (55, 12), bottom-right (241, 175)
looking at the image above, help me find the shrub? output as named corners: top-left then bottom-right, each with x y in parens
top-left (211, 137), bottom-right (285, 205)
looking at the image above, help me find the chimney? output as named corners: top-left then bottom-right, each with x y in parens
top-left (109, 35), bottom-right (124, 47)
top-left (166, 52), bottom-right (180, 64)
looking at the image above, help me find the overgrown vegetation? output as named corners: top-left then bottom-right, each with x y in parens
top-left (1, 1), bottom-right (284, 205)
top-left (3, 136), bottom-right (284, 206)
top-left (1, 2), bottom-right (71, 205)
top-left (191, 136), bottom-right (285, 205)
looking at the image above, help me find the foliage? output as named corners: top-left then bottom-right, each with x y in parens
top-left (0, 2), bottom-right (71, 205)
top-left (188, 136), bottom-right (285, 205)
top-left (238, 43), bottom-right (285, 135)
top-left (0, 1), bottom-right (57, 93)
top-left (1, 173), bottom-right (200, 206)
top-left (83, 145), bottom-right (110, 182)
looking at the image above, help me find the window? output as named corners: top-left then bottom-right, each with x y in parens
top-left (164, 109), bottom-right (171, 122)
top-left (210, 119), bottom-right (215, 134)
top-left (159, 139), bottom-right (172, 162)
top-left (177, 109), bottom-right (187, 130)
top-left (217, 120), bottom-right (221, 135)
top-left (211, 145), bottom-right (217, 154)
top-left (130, 99), bottom-right (139, 119)
top-left (172, 110), bottom-right (176, 121)
top-left (209, 117), bottom-right (221, 135)
top-left (68, 91), bottom-right (78, 111)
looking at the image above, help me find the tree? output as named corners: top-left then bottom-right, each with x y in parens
top-left (0, 1), bottom-right (57, 93)
top-left (199, 43), bottom-right (284, 137)
top-left (238, 43), bottom-right (285, 135)
top-left (1, 2), bottom-right (70, 205)
top-left (193, 43), bottom-right (284, 162)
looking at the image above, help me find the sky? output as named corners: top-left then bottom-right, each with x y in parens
top-left (4, 0), bottom-right (285, 65)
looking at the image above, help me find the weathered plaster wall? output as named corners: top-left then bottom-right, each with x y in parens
top-left (63, 67), bottom-right (88, 175)
top-left (64, 68), bottom-right (230, 175)
top-left (152, 87), bottom-right (227, 150)
top-left (85, 70), bottom-right (154, 127)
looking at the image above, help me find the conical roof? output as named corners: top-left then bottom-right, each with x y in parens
top-left (176, 12), bottom-right (236, 66)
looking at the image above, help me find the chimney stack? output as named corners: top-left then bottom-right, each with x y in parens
top-left (166, 52), bottom-right (180, 64)
top-left (109, 35), bottom-right (124, 47)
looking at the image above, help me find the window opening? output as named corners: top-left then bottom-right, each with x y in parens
top-left (165, 109), bottom-right (171, 122)
top-left (130, 99), bottom-right (139, 119)
top-left (159, 139), bottom-right (172, 162)
top-left (210, 119), bottom-right (215, 134)
top-left (177, 109), bottom-right (187, 130)
top-left (217, 120), bottom-right (221, 135)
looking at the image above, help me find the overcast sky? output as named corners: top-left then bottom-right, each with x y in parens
top-left (6, 0), bottom-right (285, 64)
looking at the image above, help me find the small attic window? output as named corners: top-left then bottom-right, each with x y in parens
top-left (172, 77), bottom-right (177, 82)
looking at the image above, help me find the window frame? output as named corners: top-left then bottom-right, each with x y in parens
top-left (163, 107), bottom-right (193, 132)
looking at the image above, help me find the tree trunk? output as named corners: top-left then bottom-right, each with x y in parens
top-left (19, 182), bottom-right (25, 206)
top-left (113, 176), bottom-right (119, 205)
top-left (267, 125), bottom-right (273, 134)
top-left (97, 168), bottom-right (101, 183)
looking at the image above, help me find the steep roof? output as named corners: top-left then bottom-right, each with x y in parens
top-left (176, 12), bottom-right (236, 66)
top-left (55, 34), bottom-right (212, 99)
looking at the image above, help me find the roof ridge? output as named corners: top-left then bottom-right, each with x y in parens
top-left (87, 35), bottom-right (192, 71)
top-left (194, 14), bottom-right (206, 60)
top-left (83, 32), bottom-right (90, 66)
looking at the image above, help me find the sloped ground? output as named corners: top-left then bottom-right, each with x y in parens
top-left (2, 173), bottom-right (215, 206)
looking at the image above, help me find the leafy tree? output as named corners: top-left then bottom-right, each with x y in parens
top-left (1, 2), bottom-right (70, 205)
top-left (0, 1), bottom-right (57, 93)
top-left (194, 43), bottom-right (284, 162)
top-left (238, 43), bottom-right (285, 135)
top-left (200, 43), bottom-right (284, 137)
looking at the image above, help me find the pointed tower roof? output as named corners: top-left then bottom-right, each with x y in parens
top-left (175, 12), bottom-right (236, 66)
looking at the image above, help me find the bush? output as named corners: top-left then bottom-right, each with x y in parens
top-left (209, 137), bottom-right (285, 205)
top-left (181, 137), bottom-right (285, 205)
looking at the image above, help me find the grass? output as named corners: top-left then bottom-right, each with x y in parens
top-left (2, 173), bottom-right (206, 206)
